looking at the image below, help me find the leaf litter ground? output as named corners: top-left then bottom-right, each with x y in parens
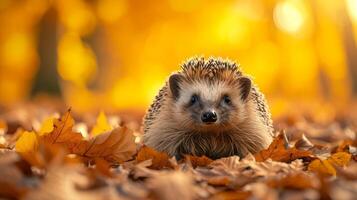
top-left (0, 107), bottom-right (356, 200)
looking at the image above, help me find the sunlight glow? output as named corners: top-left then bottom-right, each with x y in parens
top-left (273, 0), bottom-right (305, 34)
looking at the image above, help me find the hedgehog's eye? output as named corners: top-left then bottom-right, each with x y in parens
top-left (222, 95), bottom-right (231, 104)
top-left (190, 94), bottom-right (199, 105)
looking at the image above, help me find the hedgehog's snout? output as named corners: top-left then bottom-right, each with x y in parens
top-left (201, 110), bottom-right (217, 124)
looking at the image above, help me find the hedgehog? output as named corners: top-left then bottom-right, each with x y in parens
top-left (143, 57), bottom-right (274, 159)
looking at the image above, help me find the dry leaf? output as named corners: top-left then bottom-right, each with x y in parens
top-left (254, 131), bottom-right (312, 162)
top-left (136, 146), bottom-right (173, 169)
top-left (206, 176), bottom-right (231, 186)
top-left (308, 152), bottom-right (351, 176)
top-left (147, 171), bottom-right (203, 200)
top-left (90, 111), bottom-right (113, 136)
top-left (267, 172), bottom-right (318, 190)
top-left (210, 190), bottom-right (251, 200)
top-left (0, 152), bottom-right (29, 199)
top-left (308, 159), bottom-right (336, 176)
top-left (42, 109), bottom-right (83, 150)
top-left (73, 126), bottom-right (136, 163)
top-left (327, 152), bottom-right (351, 167)
top-left (38, 117), bottom-right (55, 136)
top-left (15, 131), bottom-right (38, 153)
top-left (0, 119), bottom-right (7, 134)
top-left (184, 155), bottom-right (213, 168)
top-left (294, 134), bottom-right (314, 150)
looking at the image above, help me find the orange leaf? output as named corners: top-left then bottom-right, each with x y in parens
top-left (308, 159), bottom-right (336, 176)
top-left (206, 176), bottom-right (231, 186)
top-left (73, 126), bottom-right (136, 163)
top-left (308, 152), bottom-right (352, 176)
top-left (136, 146), bottom-right (172, 169)
top-left (327, 152), bottom-right (351, 167)
top-left (267, 172), bottom-right (317, 190)
top-left (254, 131), bottom-right (311, 162)
top-left (211, 190), bottom-right (251, 200)
top-left (184, 155), bottom-right (213, 168)
top-left (42, 109), bottom-right (83, 150)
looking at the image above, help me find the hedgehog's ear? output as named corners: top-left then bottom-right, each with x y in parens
top-left (237, 77), bottom-right (251, 102)
top-left (169, 73), bottom-right (183, 100)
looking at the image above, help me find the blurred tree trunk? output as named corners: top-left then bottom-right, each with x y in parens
top-left (341, 5), bottom-right (357, 95)
top-left (31, 7), bottom-right (60, 96)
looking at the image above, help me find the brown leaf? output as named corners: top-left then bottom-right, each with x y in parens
top-left (254, 131), bottom-right (312, 162)
top-left (210, 190), bottom-right (251, 200)
top-left (294, 133), bottom-right (314, 150)
top-left (42, 109), bottom-right (83, 150)
top-left (73, 126), bottom-right (136, 163)
top-left (206, 176), bottom-right (231, 186)
top-left (184, 155), bottom-right (213, 168)
top-left (335, 140), bottom-right (353, 153)
top-left (147, 171), bottom-right (205, 200)
top-left (0, 152), bottom-right (29, 199)
top-left (267, 172), bottom-right (318, 190)
top-left (136, 146), bottom-right (173, 169)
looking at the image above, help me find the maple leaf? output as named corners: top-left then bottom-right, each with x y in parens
top-left (73, 126), bottom-right (136, 163)
top-left (15, 131), bottom-right (45, 167)
top-left (90, 111), bottom-right (113, 136)
top-left (15, 131), bottom-right (38, 153)
top-left (136, 146), bottom-right (173, 169)
top-left (183, 155), bottom-right (213, 168)
top-left (308, 152), bottom-right (352, 176)
top-left (42, 109), bottom-right (83, 150)
top-left (38, 116), bottom-right (55, 136)
top-left (254, 131), bottom-right (312, 162)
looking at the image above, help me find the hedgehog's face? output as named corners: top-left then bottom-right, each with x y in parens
top-left (168, 73), bottom-right (252, 132)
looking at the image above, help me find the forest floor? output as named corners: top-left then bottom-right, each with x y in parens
top-left (0, 102), bottom-right (356, 200)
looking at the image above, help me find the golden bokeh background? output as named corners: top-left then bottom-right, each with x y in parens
top-left (0, 0), bottom-right (357, 118)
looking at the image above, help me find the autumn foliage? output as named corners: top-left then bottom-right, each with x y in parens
top-left (0, 108), bottom-right (356, 200)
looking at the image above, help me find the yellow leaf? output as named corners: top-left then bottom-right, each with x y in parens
top-left (308, 159), bottom-right (336, 176)
top-left (327, 152), bottom-right (351, 167)
top-left (90, 111), bottom-right (112, 136)
top-left (15, 131), bottom-right (38, 153)
top-left (308, 152), bottom-right (352, 176)
top-left (38, 117), bottom-right (55, 136)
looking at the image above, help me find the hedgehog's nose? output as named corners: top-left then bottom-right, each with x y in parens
top-left (201, 111), bottom-right (217, 123)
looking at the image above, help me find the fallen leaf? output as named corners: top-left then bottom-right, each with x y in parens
top-left (90, 111), bottom-right (113, 136)
top-left (254, 131), bottom-right (312, 162)
top-left (210, 190), bottom-right (251, 200)
top-left (42, 109), bottom-right (83, 150)
top-left (147, 171), bottom-right (205, 200)
top-left (294, 133), bottom-right (314, 150)
top-left (0, 119), bottom-right (7, 134)
top-left (308, 159), bottom-right (336, 176)
top-left (38, 117), bottom-right (55, 136)
top-left (206, 176), bottom-right (231, 186)
top-left (308, 152), bottom-right (351, 176)
top-left (0, 151), bottom-right (30, 199)
top-left (267, 172), bottom-right (318, 190)
top-left (136, 146), bottom-right (172, 169)
top-left (184, 155), bottom-right (213, 168)
top-left (73, 126), bottom-right (136, 163)
top-left (15, 131), bottom-right (38, 153)
top-left (327, 152), bottom-right (351, 167)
